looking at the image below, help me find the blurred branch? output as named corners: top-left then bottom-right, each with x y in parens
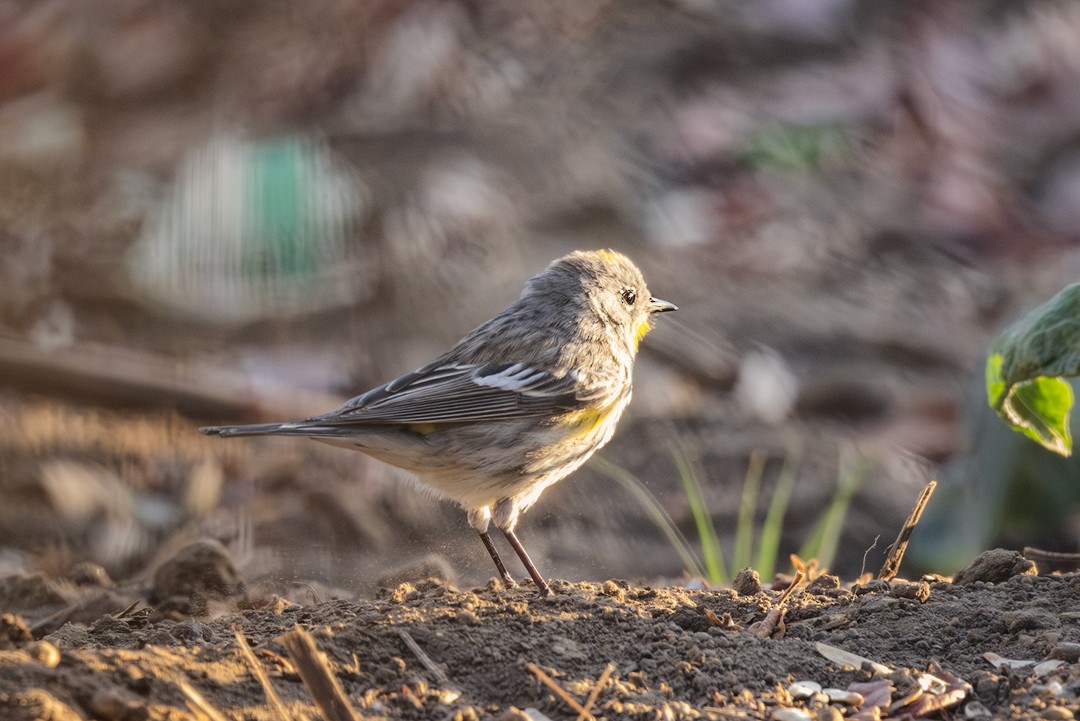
top-left (0, 334), bottom-right (346, 420)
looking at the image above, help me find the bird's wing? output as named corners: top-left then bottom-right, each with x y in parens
top-left (295, 361), bottom-right (615, 427)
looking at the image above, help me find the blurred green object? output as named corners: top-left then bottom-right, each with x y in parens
top-left (737, 122), bottom-right (850, 172)
top-left (795, 450), bottom-right (868, 570)
top-left (669, 437), bottom-right (727, 583)
top-left (985, 282), bottom-right (1080, 456)
top-left (917, 374), bottom-right (1080, 574)
top-left (597, 439), bottom-right (859, 586)
top-left (128, 134), bottom-right (367, 323)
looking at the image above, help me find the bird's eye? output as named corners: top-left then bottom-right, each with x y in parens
top-left (620, 288), bottom-right (637, 306)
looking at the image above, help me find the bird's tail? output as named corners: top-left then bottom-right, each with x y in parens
top-left (199, 422), bottom-right (310, 438)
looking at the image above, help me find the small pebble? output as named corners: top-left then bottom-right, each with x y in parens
top-left (28, 640), bottom-right (61, 668)
top-left (771, 709), bottom-right (812, 721)
top-left (599, 580), bottom-right (626, 601)
top-left (853, 579), bottom-right (889, 595)
top-left (1034, 660), bottom-right (1066, 677)
top-left (816, 708), bottom-right (843, 721)
top-left (788, 680), bottom-right (822, 699)
top-left (1049, 642), bottom-right (1080, 662)
top-left (0, 613), bottom-right (33, 649)
top-left (807, 574), bottom-right (840, 592)
top-left (1040, 707), bottom-right (1074, 720)
top-left (150, 538), bottom-right (242, 613)
top-left (822, 688), bottom-right (863, 706)
top-left (438, 689), bottom-right (462, 704)
top-left (733, 567), bottom-right (762, 596)
top-left (17, 690), bottom-right (82, 721)
top-left (68, 562), bottom-right (113, 587)
top-left (375, 554), bottom-right (456, 590)
top-left (522, 710), bottom-right (553, 721)
top-left (87, 690), bottom-right (127, 721)
top-left (888, 580), bottom-right (930, 602)
top-left (953, 549), bottom-right (1035, 585)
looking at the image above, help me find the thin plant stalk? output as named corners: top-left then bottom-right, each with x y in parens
top-left (589, 455), bottom-right (707, 579)
top-left (754, 448), bottom-right (802, 580)
top-left (668, 438), bottom-right (727, 583)
top-left (733, 451), bottom-right (767, 572)
top-left (798, 448), bottom-right (870, 570)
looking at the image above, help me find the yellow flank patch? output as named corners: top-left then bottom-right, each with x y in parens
top-left (408, 423), bottom-right (438, 435)
top-left (559, 402), bottom-right (616, 437)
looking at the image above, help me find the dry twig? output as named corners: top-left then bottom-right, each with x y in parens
top-left (29, 594), bottom-right (133, 637)
top-left (752, 569), bottom-right (804, 639)
top-left (0, 333), bottom-right (347, 418)
top-left (283, 626), bottom-right (361, 721)
top-left (1023, 547), bottom-right (1080, 570)
top-left (878, 480), bottom-right (937, 581)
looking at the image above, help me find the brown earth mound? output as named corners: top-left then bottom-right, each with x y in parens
top-left (0, 558), bottom-right (1076, 720)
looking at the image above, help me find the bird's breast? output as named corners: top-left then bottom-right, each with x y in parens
top-left (554, 386), bottom-right (632, 442)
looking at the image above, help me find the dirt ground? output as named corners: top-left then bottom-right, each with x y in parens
top-left (0, 548), bottom-right (1076, 721)
top-left (3, 2), bottom-right (1080, 720)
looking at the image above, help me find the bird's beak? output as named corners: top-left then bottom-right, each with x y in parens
top-left (648, 297), bottom-right (678, 314)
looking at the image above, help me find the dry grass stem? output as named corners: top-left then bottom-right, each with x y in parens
top-left (527, 663), bottom-right (593, 720)
top-left (577, 663), bottom-right (615, 721)
top-left (751, 569), bottom-right (804, 638)
top-left (179, 680), bottom-right (230, 721)
top-left (397, 629), bottom-right (451, 686)
top-left (235, 630), bottom-right (304, 721)
top-left (751, 607), bottom-right (784, 639)
top-left (144, 646), bottom-right (235, 721)
top-left (776, 569), bottom-right (805, 607)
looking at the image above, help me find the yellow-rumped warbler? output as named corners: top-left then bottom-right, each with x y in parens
top-left (201, 249), bottom-right (676, 595)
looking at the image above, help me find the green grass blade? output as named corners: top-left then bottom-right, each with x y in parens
top-left (798, 449), bottom-right (870, 570)
top-left (733, 451), bottom-right (767, 572)
top-left (589, 455), bottom-right (707, 579)
top-left (668, 438), bottom-right (727, 583)
top-left (754, 448), bottom-right (802, 580)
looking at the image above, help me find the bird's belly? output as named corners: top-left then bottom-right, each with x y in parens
top-left (314, 391), bottom-right (630, 511)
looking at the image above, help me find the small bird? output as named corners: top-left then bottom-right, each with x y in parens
top-left (200, 249), bottom-right (676, 595)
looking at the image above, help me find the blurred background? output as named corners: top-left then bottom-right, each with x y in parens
top-left (2, 0), bottom-right (1080, 602)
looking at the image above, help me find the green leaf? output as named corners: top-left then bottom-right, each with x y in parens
top-left (737, 122), bottom-right (849, 172)
top-left (986, 282), bottom-right (1080, 456)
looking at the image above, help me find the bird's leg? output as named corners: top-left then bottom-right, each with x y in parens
top-left (468, 507), bottom-right (515, 587)
top-left (499, 526), bottom-right (551, 596)
top-left (478, 530), bottom-right (516, 587)
top-left (493, 498), bottom-right (551, 596)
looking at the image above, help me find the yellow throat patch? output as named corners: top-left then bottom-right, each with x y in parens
top-left (633, 316), bottom-right (653, 351)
